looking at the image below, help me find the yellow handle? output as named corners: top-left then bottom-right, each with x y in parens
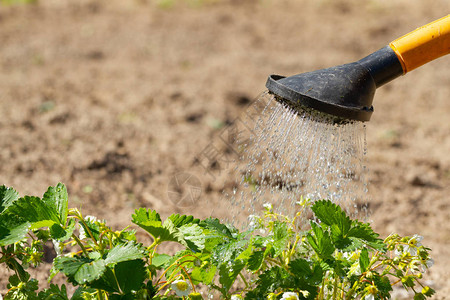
top-left (389, 15), bottom-right (450, 73)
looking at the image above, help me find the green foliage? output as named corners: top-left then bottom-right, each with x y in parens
top-left (0, 0), bottom-right (36, 6)
top-left (0, 184), bottom-right (436, 300)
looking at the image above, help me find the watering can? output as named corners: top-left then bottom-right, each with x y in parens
top-left (266, 15), bottom-right (450, 123)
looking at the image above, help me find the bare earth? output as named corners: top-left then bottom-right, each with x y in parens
top-left (0, 0), bottom-right (449, 298)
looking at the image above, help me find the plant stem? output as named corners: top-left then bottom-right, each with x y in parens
top-left (239, 272), bottom-right (249, 289)
top-left (71, 234), bottom-right (89, 256)
top-left (111, 269), bottom-right (123, 294)
top-left (333, 273), bottom-right (338, 300)
top-left (97, 289), bottom-right (104, 300)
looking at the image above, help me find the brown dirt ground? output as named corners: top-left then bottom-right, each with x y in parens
top-left (0, 0), bottom-right (449, 298)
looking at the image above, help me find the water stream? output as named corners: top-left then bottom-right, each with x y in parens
top-left (226, 91), bottom-right (369, 228)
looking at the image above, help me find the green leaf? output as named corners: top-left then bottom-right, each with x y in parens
top-left (0, 185), bottom-right (19, 214)
top-left (247, 250), bottom-right (265, 272)
top-left (176, 223), bottom-right (205, 252)
top-left (200, 217), bottom-right (234, 239)
top-left (50, 218), bottom-right (76, 242)
top-left (191, 264), bottom-right (216, 285)
top-left (133, 208), bottom-right (205, 251)
top-left (114, 259), bottom-right (146, 293)
top-left (88, 267), bottom-right (120, 293)
top-left (152, 253), bottom-right (171, 268)
top-left (79, 217), bottom-right (101, 241)
top-left (312, 200), bottom-right (351, 228)
top-left (347, 222), bottom-right (384, 250)
top-left (271, 221), bottom-right (290, 257)
top-left (42, 183), bottom-right (69, 225)
top-left (38, 284), bottom-right (69, 300)
top-left (307, 221), bottom-right (335, 259)
top-left (6, 276), bottom-right (39, 300)
top-left (167, 213), bottom-right (200, 227)
top-left (312, 200), bottom-right (352, 249)
top-left (289, 258), bottom-right (312, 275)
top-left (132, 208), bottom-right (169, 240)
top-left (254, 266), bottom-right (289, 295)
top-left (54, 256), bottom-right (106, 284)
top-left (422, 286), bottom-right (435, 297)
top-left (218, 259), bottom-right (246, 292)
top-left (0, 218), bottom-right (30, 246)
top-left (7, 196), bottom-right (60, 228)
top-left (359, 248), bottom-right (369, 272)
top-left (71, 287), bottom-right (96, 300)
top-left (6, 259), bottom-right (30, 282)
top-left (211, 238), bottom-right (248, 266)
top-left (105, 242), bottom-right (144, 265)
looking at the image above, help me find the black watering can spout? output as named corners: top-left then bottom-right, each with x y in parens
top-left (266, 15), bottom-right (450, 123)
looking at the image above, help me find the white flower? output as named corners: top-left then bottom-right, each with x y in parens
top-left (52, 239), bottom-right (62, 256)
top-left (404, 234), bottom-right (423, 256)
top-left (248, 214), bottom-right (259, 230)
top-left (364, 294), bottom-right (375, 300)
top-left (411, 258), bottom-right (434, 273)
top-left (171, 279), bottom-right (192, 297)
top-left (425, 258), bottom-right (434, 268)
top-left (231, 295), bottom-right (244, 300)
top-left (263, 203), bottom-right (273, 211)
top-left (281, 292), bottom-right (299, 300)
top-left (349, 261), bottom-right (361, 276)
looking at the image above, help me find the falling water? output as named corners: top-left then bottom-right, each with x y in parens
top-left (226, 91), bottom-right (369, 228)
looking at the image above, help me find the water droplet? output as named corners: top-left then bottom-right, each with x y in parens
top-left (226, 91), bottom-right (370, 228)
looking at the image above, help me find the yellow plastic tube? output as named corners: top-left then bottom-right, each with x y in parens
top-left (389, 15), bottom-right (450, 73)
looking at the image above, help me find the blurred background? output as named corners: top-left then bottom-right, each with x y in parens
top-left (0, 0), bottom-right (449, 298)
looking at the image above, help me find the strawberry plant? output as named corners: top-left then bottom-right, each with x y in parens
top-left (0, 184), bottom-right (434, 299)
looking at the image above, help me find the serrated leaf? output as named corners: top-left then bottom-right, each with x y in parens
top-left (312, 200), bottom-right (352, 246)
top-left (104, 243), bottom-right (144, 265)
top-left (347, 222), bottom-right (384, 250)
top-left (375, 274), bottom-right (393, 297)
top-left (176, 223), bottom-right (205, 252)
top-left (72, 260), bottom-right (107, 288)
top-left (218, 259), bottom-right (245, 292)
top-left (54, 256), bottom-right (106, 284)
top-left (71, 287), bottom-right (95, 300)
top-left (0, 185), bottom-right (19, 214)
top-left (133, 208), bottom-right (206, 250)
top-left (200, 217), bottom-right (233, 239)
top-left (167, 213), bottom-right (199, 227)
top-left (211, 238), bottom-right (248, 266)
top-left (289, 258), bottom-right (312, 275)
top-left (307, 221), bottom-right (335, 259)
top-left (7, 196), bottom-right (60, 228)
top-left (272, 221), bottom-right (290, 257)
top-left (0, 218), bottom-right (30, 246)
top-left (42, 183), bottom-right (69, 225)
top-left (38, 284), bottom-right (69, 300)
top-left (6, 277), bottom-right (39, 300)
top-left (254, 266), bottom-right (288, 295)
top-left (236, 244), bottom-right (253, 261)
top-left (132, 208), bottom-right (171, 241)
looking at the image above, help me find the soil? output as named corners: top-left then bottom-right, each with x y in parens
top-left (0, 0), bottom-right (449, 298)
